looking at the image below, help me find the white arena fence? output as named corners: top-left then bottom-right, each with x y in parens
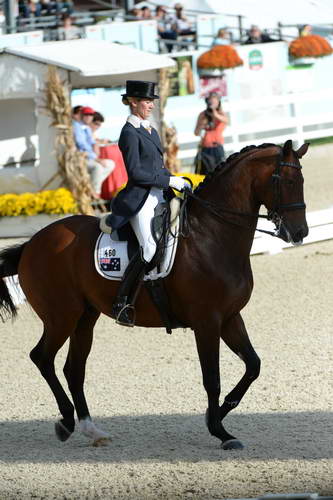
top-left (167, 89), bottom-right (333, 162)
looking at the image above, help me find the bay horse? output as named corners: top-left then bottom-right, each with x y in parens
top-left (0, 140), bottom-right (309, 450)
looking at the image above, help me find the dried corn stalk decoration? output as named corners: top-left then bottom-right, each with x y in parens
top-left (158, 68), bottom-right (180, 173)
top-left (44, 65), bottom-right (94, 215)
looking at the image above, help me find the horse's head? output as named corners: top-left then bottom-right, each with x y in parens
top-left (255, 140), bottom-right (309, 245)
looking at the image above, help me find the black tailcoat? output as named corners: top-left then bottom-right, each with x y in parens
top-left (108, 122), bottom-right (172, 229)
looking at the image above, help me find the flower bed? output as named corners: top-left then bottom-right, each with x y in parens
top-left (289, 34), bottom-right (333, 59)
top-left (197, 45), bottom-right (243, 72)
top-left (0, 188), bottom-right (78, 217)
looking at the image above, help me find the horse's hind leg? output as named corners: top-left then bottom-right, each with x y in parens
top-left (30, 315), bottom-right (80, 442)
top-left (63, 306), bottom-right (110, 446)
top-left (219, 313), bottom-right (261, 447)
top-left (194, 324), bottom-right (240, 449)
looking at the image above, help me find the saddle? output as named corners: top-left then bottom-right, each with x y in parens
top-left (97, 197), bottom-right (186, 333)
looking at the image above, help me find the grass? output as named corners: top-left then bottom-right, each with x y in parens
top-left (306, 136), bottom-right (333, 146)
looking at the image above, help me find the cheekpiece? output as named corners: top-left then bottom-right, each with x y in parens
top-left (122, 80), bottom-right (159, 99)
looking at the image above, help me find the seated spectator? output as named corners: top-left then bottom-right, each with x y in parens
top-left (48, 0), bottom-right (73, 15)
top-left (19, 0), bottom-right (42, 18)
top-left (88, 112), bottom-right (129, 201)
top-left (300, 24), bottom-right (312, 36)
top-left (72, 106), bottom-right (115, 199)
top-left (212, 28), bottom-right (231, 46)
top-left (39, 0), bottom-right (53, 15)
top-left (72, 105), bottom-right (82, 122)
top-left (141, 5), bottom-right (152, 20)
top-left (57, 13), bottom-right (80, 40)
top-left (90, 112), bottom-right (110, 146)
top-left (128, 7), bottom-right (142, 20)
top-left (171, 3), bottom-right (195, 37)
top-left (155, 5), bottom-right (177, 53)
top-left (243, 25), bottom-right (275, 44)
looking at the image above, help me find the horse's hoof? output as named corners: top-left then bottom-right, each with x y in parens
top-left (221, 439), bottom-right (244, 450)
top-left (55, 420), bottom-right (72, 442)
top-left (92, 437), bottom-right (111, 447)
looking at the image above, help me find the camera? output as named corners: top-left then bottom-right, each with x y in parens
top-left (204, 105), bottom-right (214, 129)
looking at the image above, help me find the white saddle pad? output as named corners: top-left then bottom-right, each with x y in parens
top-left (94, 219), bottom-right (179, 282)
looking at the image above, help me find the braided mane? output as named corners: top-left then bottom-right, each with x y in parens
top-left (194, 143), bottom-right (278, 193)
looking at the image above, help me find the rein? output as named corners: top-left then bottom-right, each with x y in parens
top-left (180, 157), bottom-right (305, 238)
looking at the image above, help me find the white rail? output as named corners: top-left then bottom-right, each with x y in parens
top-left (251, 207), bottom-right (333, 255)
top-left (167, 89), bottom-right (333, 161)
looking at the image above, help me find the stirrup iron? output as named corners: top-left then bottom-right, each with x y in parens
top-left (115, 303), bottom-right (136, 327)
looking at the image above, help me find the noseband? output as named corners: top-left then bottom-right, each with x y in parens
top-left (182, 156), bottom-right (306, 238)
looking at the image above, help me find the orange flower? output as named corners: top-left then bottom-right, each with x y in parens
top-left (289, 34), bottom-right (333, 58)
top-left (197, 45), bottom-right (243, 69)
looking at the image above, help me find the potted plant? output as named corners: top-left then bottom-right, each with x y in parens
top-left (197, 45), bottom-right (243, 77)
top-left (289, 34), bottom-right (333, 66)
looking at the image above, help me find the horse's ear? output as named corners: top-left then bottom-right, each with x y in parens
top-left (283, 139), bottom-right (293, 156)
top-left (296, 143), bottom-right (310, 158)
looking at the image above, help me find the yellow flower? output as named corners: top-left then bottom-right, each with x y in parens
top-left (0, 189), bottom-right (78, 217)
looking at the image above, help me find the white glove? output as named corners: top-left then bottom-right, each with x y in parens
top-left (182, 180), bottom-right (192, 192)
top-left (169, 176), bottom-right (186, 191)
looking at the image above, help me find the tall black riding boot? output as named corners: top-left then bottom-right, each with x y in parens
top-left (111, 251), bottom-right (146, 327)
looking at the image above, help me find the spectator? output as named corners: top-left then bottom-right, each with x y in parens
top-left (194, 92), bottom-right (228, 174)
top-left (39, 0), bottom-right (73, 16)
top-left (171, 3), bottom-right (195, 37)
top-left (72, 105), bottom-right (82, 122)
top-left (57, 13), bottom-right (80, 40)
top-left (300, 24), bottom-right (312, 36)
top-left (39, 0), bottom-right (53, 15)
top-left (72, 106), bottom-right (115, 199)
top-left (19, 0), bottom-right (42, 18)
top-left (89, 112), bottom-right (129, 202)
top-left (141, 5), bottom-right (152, 20)
top-left (243, 25), bottom-right (275, 44)
top-left (53, 0), bottom-right (73, 15)
top-left (90, 112), bottom-right (110, 146)
top-left (128, 7), bottom-right (142, 20)
top-left (212, 28), bottom-right (231, 46)
top-left (155, 5), bottom-right (177, 53)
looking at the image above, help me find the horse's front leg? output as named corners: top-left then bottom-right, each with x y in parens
top-left (194, 324), bottom-right (242, 450)
top-left (219, 313), bottom-right (261, 439)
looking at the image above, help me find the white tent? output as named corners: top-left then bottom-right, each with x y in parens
top-left (0, 39), bottom-right (175, 194)
top-left (1, 39), bottom-right (175, 89)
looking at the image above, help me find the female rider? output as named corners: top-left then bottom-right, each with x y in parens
top-left (106, 80), bottom-right (191, 326)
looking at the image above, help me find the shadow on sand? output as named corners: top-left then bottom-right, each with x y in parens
top-left (0, 410), bottom-right (332, 464)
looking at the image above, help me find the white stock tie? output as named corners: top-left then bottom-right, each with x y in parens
top-left (141, 120), bottom-right (152, 133)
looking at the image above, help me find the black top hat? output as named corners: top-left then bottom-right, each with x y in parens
top-left (122, 80), bottom-right (159, 99)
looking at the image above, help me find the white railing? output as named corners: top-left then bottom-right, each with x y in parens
top-left (165, 88), bottom-right (333, 161)
top-left (252, 207), bottom-right (333, 255)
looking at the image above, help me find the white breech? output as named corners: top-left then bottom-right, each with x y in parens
top-left (130, 187), bottom-right (165, 263)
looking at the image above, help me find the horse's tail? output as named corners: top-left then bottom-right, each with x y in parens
top-left (0, 243), bottom-right (27, 321)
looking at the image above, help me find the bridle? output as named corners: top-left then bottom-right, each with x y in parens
top-left (267, 161), bottom-right (306, 221)
top-left (181, 155), bottom-right (306, 238)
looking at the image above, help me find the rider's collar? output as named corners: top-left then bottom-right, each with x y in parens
top-left (127, 114), bottom-right (150, 130)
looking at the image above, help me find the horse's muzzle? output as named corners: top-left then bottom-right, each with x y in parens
top-left (280, 221), bottom-right (309, 245)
